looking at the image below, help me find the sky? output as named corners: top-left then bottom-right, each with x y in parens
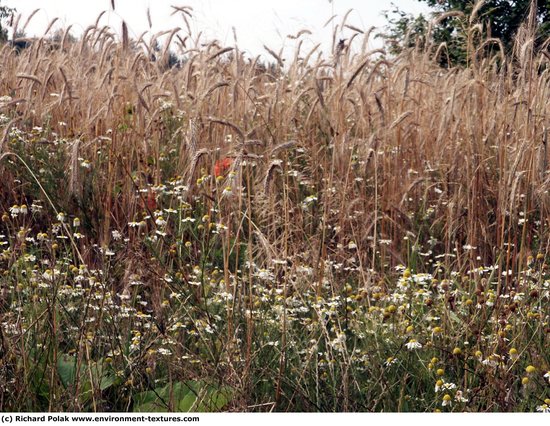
top-left (3, 0), bottom-right (431, 57)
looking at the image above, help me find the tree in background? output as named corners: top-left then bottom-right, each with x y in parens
top-left (381, 0), bottom-right (550, 66)
top-left (0, 1), bottom-right (14, 42)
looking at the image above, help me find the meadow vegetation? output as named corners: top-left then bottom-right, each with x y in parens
top-left (0, 5), bottom-right (549, 412)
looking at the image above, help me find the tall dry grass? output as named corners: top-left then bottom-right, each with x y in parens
top-left (1, 13), bottom-right (548, 280)
top-left (0, 4), bottom-right (549, 411)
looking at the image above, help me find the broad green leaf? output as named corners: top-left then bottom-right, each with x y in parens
top-left (133, 381), bottom-right (233, 413)
top-left (177, 390), bottom-right (198, 412)
top-left (56, 355), bottom-right (77, 388)
top-left (56, 355), bottom-right (115, 395)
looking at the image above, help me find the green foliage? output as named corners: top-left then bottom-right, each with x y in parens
top-left (56, 355), bottom-right (117, 406)
top-left (133, 381), bottom-right (233, 412)
top-left (57, 356), bottom-right (116, 391)
top-left (382, 0), bottom-right (550, 66)
top-left (0, 1), bottom-right (15, 42)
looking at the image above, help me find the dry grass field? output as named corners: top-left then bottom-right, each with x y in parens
top-left (0, 6), bottom-right (549, 412)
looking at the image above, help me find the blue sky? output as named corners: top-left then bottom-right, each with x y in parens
top-left (4, 0), bottom-right (431, 56)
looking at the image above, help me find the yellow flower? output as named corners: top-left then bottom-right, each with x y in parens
top-left (452, 347), bottom-right (462, 355)
top-left (525, 365), bottom-right (536, 374)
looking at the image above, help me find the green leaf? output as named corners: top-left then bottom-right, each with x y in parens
top-left (90, 359), bottom-right (116, 391)
top-left (133, 381), bottom-right (233, 413)
top-left (177, 391), bottom-right (197, 412)
top-left (56, 355), bottom-right (115, 396)
top-left (198, 385), bottom-right (232, 412)
top-left (56, 355), bottom-right (77, 388)
top-left (133, 400), bottom-right (169, 412)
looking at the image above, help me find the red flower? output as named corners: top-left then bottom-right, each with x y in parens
top-left (214, 157), bottom-right (232, 177)
top-left (145, 191), bottom-right (157, 211)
